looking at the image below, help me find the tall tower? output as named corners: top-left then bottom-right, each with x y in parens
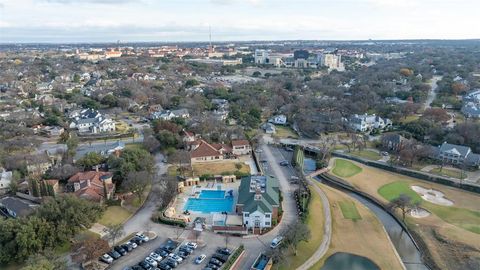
top-left (209, 25), bottom-right (213, 53)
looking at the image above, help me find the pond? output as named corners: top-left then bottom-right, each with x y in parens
top-left (320, 252), bottom-right (380, 270)
top-left (304, 158), bottom-right (317, 174)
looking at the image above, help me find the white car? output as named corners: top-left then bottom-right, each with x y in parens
top-left (168, 253), bottom-right (183, 263)
top-left (270, 236), bottom-right (284, 248)
top-left (186, 242), bottom-right (198, 249)
top-left (145, 256), bottom-right (158, 267)
top-left (100, 254), bottom-right (113, 264)
top-left (136, 233), bottom-right (150, 242)
top-left (126, 241), bottom-right (137, 249)
top-left (195, 254), bottom-right (206, 264)
top-left (149, 252), bottom-right (162, 262)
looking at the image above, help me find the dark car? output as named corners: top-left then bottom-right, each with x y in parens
top-left (131, 266), bottom-right (143, 270)
top-left (209, 258), bottom-right (223, 266)
top-left (154, 248), bottom-right (169, 257)
top-left (217, 248), bottom-right (231, 255)
top-left (212, 253), bottom-right (229, 263)
top-left (138, 261), bottom-right (153, 270)
top-left (108, 250), bottom-right (122, 259)
top-left (158, 262), bottom-right (172, 270)
top-left (177, 251), bottom-right (188, 259)
top-left (131, 237), bottom-right (144, 245)
top-left (122, 243), bottom-right (133, 252)
top-left (207, 264), bottom-right (219, 270)
top-left (279, 160), bottom-right (289, 166)
top-left (179, 246), bottom-right (193, 254)
top-left (285, 147), bottom-right (294, 152)
top-left (114, 245), bottom-right (127, 255)
top-left (164, 258), bottom-right (178, 268)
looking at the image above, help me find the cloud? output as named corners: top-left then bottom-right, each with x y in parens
top-left (210, 0), bottom-right (263, 6)
top-left (42, 0), bottom-right (138, 4)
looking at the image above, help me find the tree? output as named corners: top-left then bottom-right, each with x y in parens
top-left (124, 171), bottom-right (152, 203)
top-left (22, 250), bottom-right (67, 270)
top-left (282, 221), bottom-right (311, 256)
top-left (66, 134), bottom-right (79, 160)
top-left (77, 152), bottom-right (104, 169)
top-left (389, 194), bottom-right (413, 222)
top-left (73, 238), bottom-right (110, 262)
top-left (105, 223), bottom-right (125, 246)
top-left (143, 135), bottom-right (161, 153)
top-left (422, 108), bottom-right (450, 123)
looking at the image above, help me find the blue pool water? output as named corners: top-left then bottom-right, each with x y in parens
top-left (184, 190), bottom-right (234, 213)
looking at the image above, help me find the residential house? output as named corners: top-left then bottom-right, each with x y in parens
top-left (231, 140), bottom-right (251, 155)
top-left (44, 126), bottom-right (65, 137)
top-left (268, 115), bottom-right (287, 125)
top-left (461, 102), bottom-right (480, 118)
top-left (189, 140), bottom-right (232, 163)
top-left (25, 153), bottom-right (53, 176)
top-left (150, 109), bottom-right (190, 120)
top-left (0, 168), bottom-right (12, 191)
top-left (0, 197), bottom-right (38, 218)
top-left (381, 133), bottom-right (408, 151)
top-left (74, 141), bottom-right (125, 161)
top-left (67, 171), bottom-right (115, 203)
top-left (262, 123), bottom-right (276, 134)
top-left (36, 82), bottom-right (53, 93)
top-left (436, 142), bottom-right (480, 167)
top-left (348, 113), bottom-right (391, 132)
top-left (236, 175), bottom-right (280, 229)
top-left (69, 108), bottom-right (115, 134)
top-left (464, 89), bottom-right (480, 103)
top-left (182, 130), bottom-right (197, 143)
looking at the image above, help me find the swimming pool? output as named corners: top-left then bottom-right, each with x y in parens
top-left (184, 190), bottom-right (234, 213)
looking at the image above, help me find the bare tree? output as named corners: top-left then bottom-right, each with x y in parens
top-left (389, 194), bottom-right (413, 222)
top-left (124, 171), bottom-right (152, 203)
top-left (281, 221), bottom-right (311, 256)
top-left (105, 223), bottom-right (125, 245)
top-left (74, 238), bottom-right (110, 262)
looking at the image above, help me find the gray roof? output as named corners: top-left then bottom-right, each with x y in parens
top-left (439, 142), bottom-right (471, 157)
top-left (0, 197), bottom-right (37, 218)
top-left (382, 133), bottom-right (405, 144)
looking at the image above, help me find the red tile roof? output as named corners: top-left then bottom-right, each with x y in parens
top-left (190, 140), bottom-right (224, 158)
top-left (68, 171), bottom-right (114, 202)
top-left (231, 140), bottom-right (250, 146)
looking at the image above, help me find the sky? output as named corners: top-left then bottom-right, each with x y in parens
top-left (0, 0), bottom-right (479, 43)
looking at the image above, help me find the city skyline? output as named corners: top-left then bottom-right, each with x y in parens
top-left (0, 0), bottom-right (479, 43)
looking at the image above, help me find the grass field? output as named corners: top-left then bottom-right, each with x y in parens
top-left (378, 181), bottom-right (422, 204)
top-left (339, 201), bottom-right (362, 221)
top-left (273, 125), bottom-right (299, 139)
top-left (430, 167), bottom-right (466, 179)
top-left (332, 159), bottom-right (480, 269)
top-left (349, 150), bottom-right (381, 160)
top-left (278, 187), bottom-right (324, 270)
top-left (192, 161), bottom-right (250, 176)
top-left (98, 206), bottom-right (132, 226)
top-left (310, 183), bottom-right (404, 270)
top-left (125, 143), bottom-right (145, 151)
top-left (332, 159), bottom-right (362, 178)
top-left (398, 115), bottom-right (420, 124)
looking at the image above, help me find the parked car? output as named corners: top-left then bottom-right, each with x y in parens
top-left (186, 242), bottom-right (198, 249)
top-left (179, 245), bottom-right (193, 254)
top-left (279, 160), bottom-right (289, 166)
top-left (255, 149), bottom-right (263, 153)
top-left (155, 248), bottom-right (169, 257)
top-left (285, 147), bottom-right (294, 152)
top-left (131, 266), bottom-right (143, 270)
top-left (212, 253), bottom-right (229, 263)
top-left (136, 233), bottom-right (150, 242)
top-left (122, 243), bottom-right (133, 252)
top-left (207, 263), bottom-right (219, 270)
top-left (149, 252), bottom-right (162, 262)
top-left (144, 256), bottom-right (158, 267)
top-left (138, 261), bottom-right (153, 270)
top-left (168, 253), bottom-right (183, 263)
top-left (108, 250), bottom-right (122, 259)
top-left (195, 254), bottom-right (207, 264)
top-left (209, 258), bottom-right (223, 266)
top-left (164, 258), bottom-right (178, 268)
top-left (177, 251), bottom-right (188, 259)
top-left (131, 236), bottom-right (144, 245)
top-left (100, 254), bottom-right (113, 264)
top-left (381, 151), bottom-right (389, 156)
top-left (217, 248), bottom-right (232, 255)
top-left (126, 241), bottom-right (138, 249)
top-left (270, 236), bottom-right (284, 248)
top-left (114, 245), bottom-right (127, 255)
top-left (158, 262), bottom-right (172, 270)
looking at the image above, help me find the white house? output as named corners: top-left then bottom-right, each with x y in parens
top-left (150, 109), bottom-right (190, 120)
top-left (268, 115), bottom-right (287, 125)
top-left (0, 169), bottom-right (12, 190)
top-left (69, 108), bottom-right (115, 134)
top-left (348, 113), bottom-right (391, 132)
top-left (436, 142), bottom-right (480, 167)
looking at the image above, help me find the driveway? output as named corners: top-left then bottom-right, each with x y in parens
top-left (424, 75), bottom-right (443, 109)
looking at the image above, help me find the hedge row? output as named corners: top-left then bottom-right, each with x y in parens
top-left (222, 244), bottom-right (245, 270)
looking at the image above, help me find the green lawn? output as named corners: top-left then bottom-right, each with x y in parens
top-left (378, 181), bottom-right (480, 234)
top-left (332, 159), bottom-right (362, 178)
top-left (430, 167), bottom-right (466, 179)
top-left (278, 186), bottom-right (324, 270)
top-left (377, 181), bottom-right (422, 204)
top-left (125, 143), bottom-right (145, 151)
top-left (339, 201), bottom-right (362, 221)
top-left (98, 206), bottom-right (132, 226)
top-left (273, 125), bottom-right (299, 139)
top-left (349, 150), bottom-right (381, 160)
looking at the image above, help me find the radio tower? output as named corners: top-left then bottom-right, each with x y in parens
top-left (209, 25), bottom-right (213, 53)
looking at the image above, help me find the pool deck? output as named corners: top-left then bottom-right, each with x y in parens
top-left (174, 180), bottom-right (241, 225)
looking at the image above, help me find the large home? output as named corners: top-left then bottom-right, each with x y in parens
top-left (463, 89), bottom-right (480, 103)
top-left (74, 141), bottom-right (125, 161)
top-left (150, 109), bottom-right (190, 120)
top-left (348, 113), bottom-right (391, 132)
top-left (461, 102), bottom-right (480, 118)
top-left (69, 108), bottom-right (115, 134)
top-left (189, 140), bottom-right (232, 163)
top-left (236, 175), bottom-right (280, 230)
top-left (231, 140), bottom-right (252, 155)
top-left (436, 142), bottom-right (480, 167)
top-left (268, 115), bottom-right (287, 125)
top-left (381, 133), bottom-right (409, 151)
top-left (67, 171), bottom-right (115, 203)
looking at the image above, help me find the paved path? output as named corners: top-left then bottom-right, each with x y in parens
top-left (424, 75), bottom-right (443, 109)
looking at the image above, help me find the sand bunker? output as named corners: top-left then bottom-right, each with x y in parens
top-left (411, 185), bottom-right (454, 206)
top-left (410, 207), bottom-right (430, 218)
